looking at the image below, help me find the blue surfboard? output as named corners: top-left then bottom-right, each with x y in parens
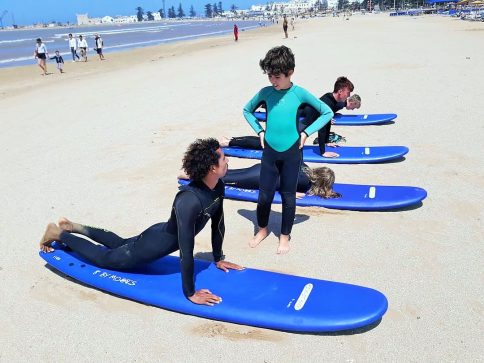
top-left (223, 145), bottom-right (408, 164)
top-left (40, 247), bottom-right (388, 332)
top-left (253, 111), bottom-right (397, 125)
top-left (333, 113), bottom-right (397, 126)
top-left (179, 180), bottom-right (427, 211)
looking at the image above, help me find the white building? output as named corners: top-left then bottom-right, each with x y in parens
top-left (77, 13), bottom-right (140, 25)
top-left (253, 0), bottom-right (320, 15)
top-left (102, 16), bottom-right (114, 23)
top-left (286, 0), bottom-right (319, 12)
top-left (113, 15), bottom-right (137, 23)
top-left (76, 14), bottom-right (89, 25)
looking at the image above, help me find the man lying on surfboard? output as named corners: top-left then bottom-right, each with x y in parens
top-left (40, 138), bottom-right (244, 306)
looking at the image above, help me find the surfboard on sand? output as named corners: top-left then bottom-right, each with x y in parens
top-left (332, 113), bottom-right (397, 126)
top-left (253, 111), bottom-right (397, 125)
top-left (223, 145), bottom-right (409, 164)
top-left (178, 180), bottom-right (427, 211)
top-left (40, 247), bottom-right (388, 333)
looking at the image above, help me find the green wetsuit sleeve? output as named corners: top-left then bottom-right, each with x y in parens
top-left (243, 89), bottom-right (266, 135)
top-left (296, 88), bottom-right (334, 136)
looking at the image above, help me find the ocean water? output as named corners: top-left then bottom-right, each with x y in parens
top-left (0, 20), bottom-right (267, 68)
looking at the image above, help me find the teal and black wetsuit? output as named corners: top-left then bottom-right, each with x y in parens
top-left (243, 84), bottom-right (333, 235)
top-left (58, 180), bottom-right (225, 299)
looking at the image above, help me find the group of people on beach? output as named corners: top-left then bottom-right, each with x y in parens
top-left (34, 33), bottom-right (105, 76)
top-left (40, 45), bottom-right (360, 306)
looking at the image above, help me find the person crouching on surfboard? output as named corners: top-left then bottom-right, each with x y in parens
top-left (299, 76), bottom-right (357, 158)
top-left (39, 138), bottom-right (244, 306)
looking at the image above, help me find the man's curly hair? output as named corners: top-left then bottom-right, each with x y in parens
top-left (182, 138), bottom-right (221, 181)
top-left (259, 46), bottom-right (295, 76)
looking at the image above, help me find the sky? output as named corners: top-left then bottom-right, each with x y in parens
top-left (0, 0), bottom-right (260, 26)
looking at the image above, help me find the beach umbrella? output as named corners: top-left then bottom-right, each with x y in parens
top-left (456, 0), bottom-right (469, 4)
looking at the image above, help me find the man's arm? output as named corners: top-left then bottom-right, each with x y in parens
top-left (299, 90), bottom-right (334, 137)
top-left (211, 195), bottom-right (224, 263)
top-left (173, 192), bottom-right (200, 298)
top-left (211, 183), bottom-right (245, 273)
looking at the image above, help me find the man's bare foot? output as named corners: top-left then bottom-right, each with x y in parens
top-left (218, 136), bottom-right (232, 147)
top-left (277, 234), bottom-right (291, 254)
top-left (322, 151), bottom-right (339, 158)
top-left (249, 227), bottom-right (268, 248)
top-left (58, 217), bottom-right (74, 232)
top-left (40, 223), bottom-right (62, 253)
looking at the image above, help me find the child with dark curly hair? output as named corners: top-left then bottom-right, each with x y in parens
top-left (243, 45), bottom-right (333, 254)
top-left (39, 138), bottom-right (243, 306)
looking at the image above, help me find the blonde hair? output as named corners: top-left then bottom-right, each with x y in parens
top-left (303, 166), bottom-right (341, 199)
top-left (347, 94), bottom-right (361, 108)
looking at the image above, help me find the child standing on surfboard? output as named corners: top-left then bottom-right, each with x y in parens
top-left (242, 46), bottom-right (333, 254)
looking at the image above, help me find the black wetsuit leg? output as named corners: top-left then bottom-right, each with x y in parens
top-left (257, 141), bottom-right (302, 235)
top-left (75, 226), bottom-right (128, 248)
top-left (224, 163), bottom-right (310, 193)
top-left (59, 223), bottom-right (178, 270)
top-left (223, 164), bottom-right (262, 189)
top-left (277, 142), bottom-right (302, 235)
top-left (228, 136), bottom-right (262, 150)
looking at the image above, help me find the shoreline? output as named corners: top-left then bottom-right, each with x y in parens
top-left (0, 20), bottom-right (272, 70)
top-left (0, 17), bottom-right (269, 32)
top-left (0, 22), bottom-right (279, 100)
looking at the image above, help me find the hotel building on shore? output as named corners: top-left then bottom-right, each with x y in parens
top-left (250, 0), bottom-right (340, 14)
top-left (76, 14), bottom-right (138, 25)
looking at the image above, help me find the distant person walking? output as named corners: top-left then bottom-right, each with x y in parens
top-left (233, 24), bottom-right (239, 41)
top-left (68, 33), bottom-right (79, 62)
top-left (94, 34), bottom-right (105, 60)
top-left (50, 50), bottom-right (64, 74)
top-left (78, 35), bottom-right (88, 62)
top-left (34, 38), bottom-right (48, 76)
top-left (282, 15), bottom-right (288, 38)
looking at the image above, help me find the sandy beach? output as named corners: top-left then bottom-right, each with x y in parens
top-left (0, 13), bottom-right (483, 361)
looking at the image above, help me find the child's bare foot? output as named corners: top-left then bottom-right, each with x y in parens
top-left (322, 151), bottom-right (339, 158)
top-left (218, 136), bottom-right (232, 147)
top-left (277, 234), bottom-right (291, 254)
top-left (249, 227), bottom-right (268, 248)
top-left (58, 217), bottom-right (74, 232)
top-left (40, 223), bottom-right (62, 252)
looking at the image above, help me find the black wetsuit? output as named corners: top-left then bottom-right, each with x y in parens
top-left (301, 92), bottom-right (345, 155)
top-left (228, 136), bottom-right (262, 150)
top-left (224, 163), bottom-right (311, 193)
top-left (59, 180), bottom-right (225, 298)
